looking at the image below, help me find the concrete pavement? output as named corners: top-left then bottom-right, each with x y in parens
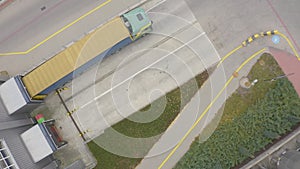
top-left (71, 0), bottom-right (220, 141)
top-left (135, 0), bottom-right (300, 168)
top-left (41, 0), bottom-right (220, 163)
top-left (267, 0), bottom-right (300, 53)
top-left (136, 44), bottom-right (265, 169)
top-left (185, 0), bottom-right (300, 58)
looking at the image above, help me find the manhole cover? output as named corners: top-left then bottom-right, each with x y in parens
top-left (240, 77), bottom-right (251, 89)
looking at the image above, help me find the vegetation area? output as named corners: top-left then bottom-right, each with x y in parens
top-left (88, 67), bottom-right (213, 169)
top-left (175, 54), bottom-right (300, 169)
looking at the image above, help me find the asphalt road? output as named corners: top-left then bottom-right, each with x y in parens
top-left (0, 0), bottom-right (143, 75)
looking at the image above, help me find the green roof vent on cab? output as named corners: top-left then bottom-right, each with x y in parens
top-left (122, 7), bottom-right (152, 40)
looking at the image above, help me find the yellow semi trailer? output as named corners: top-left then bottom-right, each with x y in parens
top-left (0, 8), bottom-right (152, 115)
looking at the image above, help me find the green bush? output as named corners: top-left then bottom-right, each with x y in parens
top-left (176, 79), bottom-right (300, 169)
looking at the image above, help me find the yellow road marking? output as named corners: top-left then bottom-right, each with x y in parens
top-left (0, 0), bottom-right (111, 56)
top-left (236, 48), bottom-right (266, 72)
top-left (217, 45), bottom-right (243, 68)
top-left (248, 37), bottom-right (254, 43)
top-left (158, 48), bottom-right (266, 169)
top-left (218, 30), bottom-right (299, 68)
top-left (276, 31), bottom-right (300, 60)
top-left (254, 34), bottom-right (260, 38)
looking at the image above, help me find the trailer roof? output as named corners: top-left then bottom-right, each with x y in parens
top-left (22, 17), bottom-right (130, 98)
top-left (0, 77), bottom-right (27, 115)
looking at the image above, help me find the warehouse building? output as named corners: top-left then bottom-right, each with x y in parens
top-left (0, 99), bottom-right (64, 169)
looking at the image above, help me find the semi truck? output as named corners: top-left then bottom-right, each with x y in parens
top-left (0, 8), bottom-right (152, 115)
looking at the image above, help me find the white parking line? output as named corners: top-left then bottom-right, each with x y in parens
top-left (80, 31), bottom-right (206, 109)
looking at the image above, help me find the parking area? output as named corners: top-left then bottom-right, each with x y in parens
top-left (56, 0), bottom-right (219, 141)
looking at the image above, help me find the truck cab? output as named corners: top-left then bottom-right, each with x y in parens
top-left (122, 7), bottom-right (152, 40)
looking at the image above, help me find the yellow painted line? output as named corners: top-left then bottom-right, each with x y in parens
top-left (0, 51), bottom-right (28, 56)
top-left (158, 48), bottom-right (266, 169)
top-left (0, 0), bottom-right (111, 56)
top-left (217, 45), bottom-right (243, 68)
top-left (236, 48), bottom-right (266, 72)
top-left (276, 31), bottom-right (300, 60)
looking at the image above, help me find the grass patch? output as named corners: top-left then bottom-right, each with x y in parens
top-left (220, 53), bottom-right (283, 125)
top-left (175, 53), bottom-right (300, 168)
top-left (88, 67), bottom-right (214, 169)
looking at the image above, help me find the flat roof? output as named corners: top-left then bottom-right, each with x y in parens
top-left (21, 125), bottom-right (54, 163)
top-left (0, 128), bottom-right (53, 169)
